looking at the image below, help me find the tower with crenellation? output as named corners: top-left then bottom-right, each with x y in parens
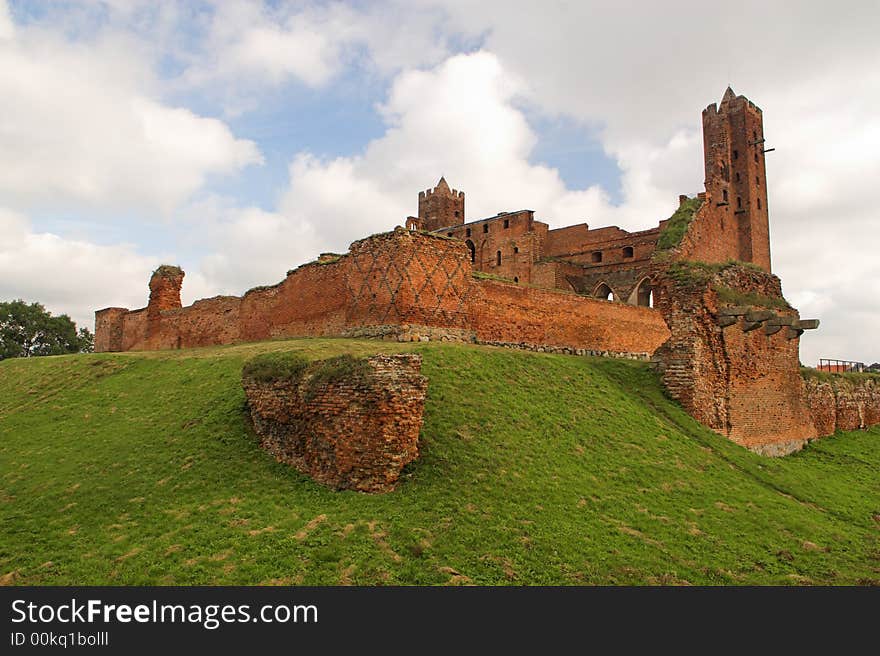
top-left (415, 177), bottom-right (465, 232)
top-left (702, 87), bottom-right (772, 272)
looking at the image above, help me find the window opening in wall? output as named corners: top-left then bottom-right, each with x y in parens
top-left (454, 211), bottom-right (459, 218)
top-left (722, 189), bottom-right (728, 202)
top-left (635, 278), bottom-right (654, 308)
top-left (483, 224), bottom-right (489, 233)
top-left (737, 196), bottom-right (742, 209)
top-left (447, 232), bottom-right (453, 237)
top-left (513, 246), bottom-right (519, 254)
top-left (466, 228), bottom-right (471, 237)
top-left (733, 149), bottom-right (738, 160)
top-left (496, 250), bottom-right (502, 266)
top-left (735, 172), bottom-right (740, 182)
top-left (465, 239), bottom-right (475, 264)
top-left (514, 276), bottom-right (519, 283)
top-left (757, 198), bottom-right (762, 209)
top-left (623, 246), bottom-right (634, 258)
top-left (591, 251), bottom-right (602, 263)
top-left (754, 151), bottom-right (758, 162)
top-left (503, 219), bottom-right (510, 229)
top-left (595, 283), bottom-right (614, 301)
top-left (756, 176), bottom-right (760, 186)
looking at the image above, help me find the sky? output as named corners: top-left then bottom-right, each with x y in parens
top-left (1, 0), bottom-right (878, 366)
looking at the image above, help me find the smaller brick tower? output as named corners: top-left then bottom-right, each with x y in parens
top-left (417, 177), bottom-right (465, 232)
top-left (703, 87), bottom-right (771, 272)
top-left (146, 265), bottom-right (184, 336)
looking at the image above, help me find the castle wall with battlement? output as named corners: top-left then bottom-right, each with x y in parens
top-left (96, 229), bottom-right (668, 357)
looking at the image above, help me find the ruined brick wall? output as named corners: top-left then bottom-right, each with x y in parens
top-left (804, 376), bottom-right (880, 436)
top-left (96, 228), bottom-right (673, 357)
top-left (93, 307), bottom-right (127, 352)
top-left (676, 197), bottom-right (746, 267)
top-left (243, 354), bottom-right (427, 493)
top-left (146, 265), bottom-right (183, 335)
top-left (652, 264), bottom-right (818, 455)
top-left (471, 278), bottom-right (670, 355)
top-left (342, 229), bottom-right (473, 329)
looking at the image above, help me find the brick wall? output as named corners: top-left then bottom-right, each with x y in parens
top-left (804, 376), bottom-right (880, 436)
top-left (243, 354), bottom-right (427, 493)
top-left (471, 278), bottom-right (669, 355)
top-left (95, 228), bottom-right (669, 358)
top-left (652, 264), bottom-right (818, 455)
top-left (676, 198), bottom-right (745, 266)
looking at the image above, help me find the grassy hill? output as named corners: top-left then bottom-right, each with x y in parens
top-left (0, 339), bottom-right (877, 585)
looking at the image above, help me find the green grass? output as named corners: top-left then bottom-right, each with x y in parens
top-left (714, 285), bottom-right (791, 310)
top-left (1, 339), bottom-right (878, 585)
top-left (655, 196), bottom-right (703, 251)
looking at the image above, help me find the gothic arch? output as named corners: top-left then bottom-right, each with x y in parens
top-left (631, 277), bottom-right (655, 307)
top-left (592, 282), bottom-right (616, 302)
top-left (465, 239), bottom-right (476, 264)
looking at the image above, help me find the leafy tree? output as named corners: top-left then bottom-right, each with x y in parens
top-left (0, 300), bottom-right (94, 360)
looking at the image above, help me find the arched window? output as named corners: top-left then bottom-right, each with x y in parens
top-left (465, 239), bottom-right (476, 264)
top-left (634, 278), bottom-right (654, 308)
top-left (513, 246), bottom-right (519, 254)
top-left (514, 276), bottom-right (519, 283)
top-left (594, 283), bottom-right (614, 301)
top-left (622, 246), bottom-right (634, 258)
top-left (496, 250), bottom-right (502, 266)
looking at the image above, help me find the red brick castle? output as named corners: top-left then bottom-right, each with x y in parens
top-left (96, 88), bottom-right (871, 455)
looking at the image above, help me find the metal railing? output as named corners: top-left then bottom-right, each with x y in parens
top-left (817, 358), bottom-right (866, 373)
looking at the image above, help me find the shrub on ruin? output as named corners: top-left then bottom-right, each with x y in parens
top-left (241, 352), bottom-right (310, 383)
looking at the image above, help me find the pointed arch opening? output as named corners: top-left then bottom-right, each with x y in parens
top-left (465, 239), bottom-right (476, 264)
top-left (634, 277), bottom-right (655, 308)
top-left (593, 282), bottom-right (615, 302)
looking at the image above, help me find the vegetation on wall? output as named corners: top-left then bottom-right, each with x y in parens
top-left (242, 351), bottom-right (374, 401)
top-left (655, 196), bottom-right (704, 251)
top-left (714, 285), bottom-right (791, 310)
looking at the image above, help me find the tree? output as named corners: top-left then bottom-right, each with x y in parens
top-left (0, 300), bottom-right (94, 360)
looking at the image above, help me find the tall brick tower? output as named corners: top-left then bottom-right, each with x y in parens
top-left (417, 177), bottom-right (465, 232)
top-left (702, 87), bottom-right (771, 272)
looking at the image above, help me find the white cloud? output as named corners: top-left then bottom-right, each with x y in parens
top-left (0, 0), bottom-right (12, 41)
top-left (0, 209), bottom-right (154, 330)
top-left (0, 8), bottom-right (262, 215)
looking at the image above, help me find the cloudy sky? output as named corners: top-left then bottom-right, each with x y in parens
top-left (1, 0), bottom-right (878, 366)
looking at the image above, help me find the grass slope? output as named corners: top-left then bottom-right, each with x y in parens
top-left (0, 339), bottom-right (878, 585)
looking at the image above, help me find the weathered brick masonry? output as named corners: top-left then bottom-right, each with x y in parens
top-left (651, 264), bottom-right (819, 455)
top-left (804, 376), bottom-right (880, 436)
top-left (243, 354), bottom-right (427, 493)
top-left (97, 228), bottom-right (670, 356)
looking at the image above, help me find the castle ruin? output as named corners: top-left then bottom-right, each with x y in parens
top-left (95, 88), bottom-right (866, 455)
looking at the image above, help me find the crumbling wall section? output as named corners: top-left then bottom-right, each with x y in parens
top-left (243, 353), bottom-right (428, 493)
top-left (804, 376), bottom-right (880, 436)
top-left (652, 263), bottom-right (818, 455)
